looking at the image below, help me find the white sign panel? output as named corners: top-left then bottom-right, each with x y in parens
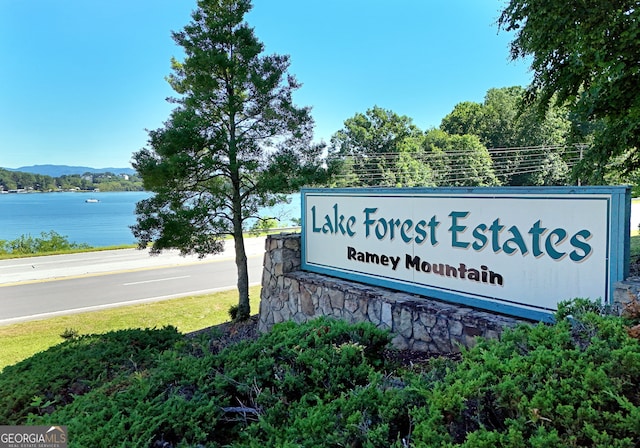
top-left (301, 187), bottom-right (630, 321)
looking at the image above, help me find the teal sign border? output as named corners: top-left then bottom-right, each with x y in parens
top-left (301, 186), bottom-right (631, 322)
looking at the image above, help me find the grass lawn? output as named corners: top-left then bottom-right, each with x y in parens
top-left (0, 286), bottom-right (261, 371)
top-left (631, 234), bottom-right (640, 259)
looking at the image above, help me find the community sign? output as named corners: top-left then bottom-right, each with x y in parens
top-left (301, 187), bottom-right (630, 321)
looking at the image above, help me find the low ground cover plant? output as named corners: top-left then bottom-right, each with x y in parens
top-left (409, 301), bottom-right (640, 447)
top-left (0, 231), bottom-right (91, 256)
top-left (0, 326), bottom-right (182, 426)
top-left (1, 302), bottom-right (639, 447)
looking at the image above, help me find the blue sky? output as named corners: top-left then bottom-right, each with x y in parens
top-left (0, 0), bottom-right (531, 169)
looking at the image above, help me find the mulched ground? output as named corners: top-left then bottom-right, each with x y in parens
top-left (186, 315), bottom-right (261, 354)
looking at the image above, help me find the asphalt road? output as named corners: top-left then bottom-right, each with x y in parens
top-left (0, 237), bottom-right (266, 325)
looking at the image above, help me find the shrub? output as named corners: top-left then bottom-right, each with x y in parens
top-left (409, 300), bottom-right (640, 447)
top-left (0, 326), bottom-right (181, 425)
top-left (214, 318), bottom-right (396, 445)
top-left (33, 347), bottom-right (220, 447)
top-left (0, 231), bottom-right (90, 255)
top-left (6, 310), bottom-right (640, 447)
top-left (211, 317), bottom-right (390, 401)
top-left (228, 304), bottom-right (239, 321)
top-left (249, 217), bottom-right (279, 235)
top-left (23, 318), bottom-right (396, 447)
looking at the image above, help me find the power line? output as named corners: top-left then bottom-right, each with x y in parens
top-left (328, 144), bottom-right (583, 186)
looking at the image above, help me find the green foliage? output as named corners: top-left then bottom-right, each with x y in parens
top-left (132, 0), bottom-right (328, 320)
top-left (630, 234), bottom-right (640, 265)
top-left (215, 318), bottom-right (396, 446)
top-left (0, 231), bottom-right (90, 255)
top-left (249, 217), bottom-right (278, 235)
top-left (59, 328), bottom-right (79, 340)
top-left (0, 169), bottom-right (57, 191)
top-left (328, 105), bottom-right (504, 188)
top-left (394, 136), bottom-right (438, 187)
top-left (35, 348), bottom-right (219, 447)
top-left (555, 297), bottom-right (611, 321)
top-left (498, 0), bottom-right (640, 180)
top-left (328, 85), bottom-right (578, 188)
top-left (236, 376), bottom-right (427, 448)
top-left (0, 168), bottom-right (143, 192)
top-left (228, 304), bottom-right (239, 321)
top-left (4, 313), bottom-right (640, 446)
top-left (410, 301), bottom-right (640, 447)
top-left (12, 318), bottom-right (399, 447)
top-left (441, 86), bottom-right (573, 186)
top-left (423, 131), bottom-right (500, 187)
top-left (328, 106), bottom-right (424, 187)
top-left (0, 327), bottom-right (181, 425)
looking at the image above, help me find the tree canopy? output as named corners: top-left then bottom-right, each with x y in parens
top-left (327, 106), bottom-right (503, 188)
top-left (328, 106), bottom-right (423, 187)
top-left (498, 0), bottom-right (640, 179)
top-left (441, 86), bottom-right (573, 185)
top-left (131, 0), bottom-right (327, 320)
top-left (422, 130), bottom-right (499, 187)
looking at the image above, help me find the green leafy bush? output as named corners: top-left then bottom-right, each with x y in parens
top-left (0, 326), bottom-right (181, 425)
top-left (410, 301), bottom-right (640, 447)
top-left (248, 217), bottom-right (279, 235)
top-left (20, 318), bottom-right (396, 447)
top-left (213, 318), bottom-right (396, 446)
top-left (0, 230), bottom-right (91, 255)
top-left (3, 310), bottom-right (640, 447)
top-left (33, 348), bottom-right (220, 447)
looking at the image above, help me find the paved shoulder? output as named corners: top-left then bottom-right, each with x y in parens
top-left (0, 237), bottom-right (266, 285)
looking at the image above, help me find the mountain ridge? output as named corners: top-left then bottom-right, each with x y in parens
top-left (3, 164), bottom-right (136, 177)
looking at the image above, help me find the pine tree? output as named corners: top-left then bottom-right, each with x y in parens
top-left (132, 0), bottom-right (327, 320)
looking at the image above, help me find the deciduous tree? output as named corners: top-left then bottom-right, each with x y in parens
top-left (498, 0), bottom-right (640, 179)
top-left (328, 106), bottom-right (423, 187)
top-left (422, 130), bottom-right (499, 187)
top-left (441, 86), bottom-right (572, 185)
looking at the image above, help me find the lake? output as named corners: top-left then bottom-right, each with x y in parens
top-left (0, 191), bottom-right (300, 247)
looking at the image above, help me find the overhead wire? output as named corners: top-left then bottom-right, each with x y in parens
top-left (327, 144), bottom-right (584, 185)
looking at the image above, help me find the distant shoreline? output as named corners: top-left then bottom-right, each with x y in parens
top-left (0, 189), bottom-right (146, 194)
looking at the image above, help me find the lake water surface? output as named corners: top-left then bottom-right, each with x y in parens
top-left (0, 191), bottom-right (300, 247)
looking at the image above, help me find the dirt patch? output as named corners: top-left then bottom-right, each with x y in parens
top-left (186, 315), bottom-right (260, 354)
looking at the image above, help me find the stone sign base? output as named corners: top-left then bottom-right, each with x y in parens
top-left (259, 234), bottom-right (529, 353)
top-left (613, 278), bottom-right (640, 312)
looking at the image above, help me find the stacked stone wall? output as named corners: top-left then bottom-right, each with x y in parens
top-left (259, 233), bottom-right (529, 353)
top-left (613, 278), bottom-right (640, 313)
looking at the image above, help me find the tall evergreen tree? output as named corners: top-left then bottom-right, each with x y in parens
top-left (132, 0), bottom-right (326, 320)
